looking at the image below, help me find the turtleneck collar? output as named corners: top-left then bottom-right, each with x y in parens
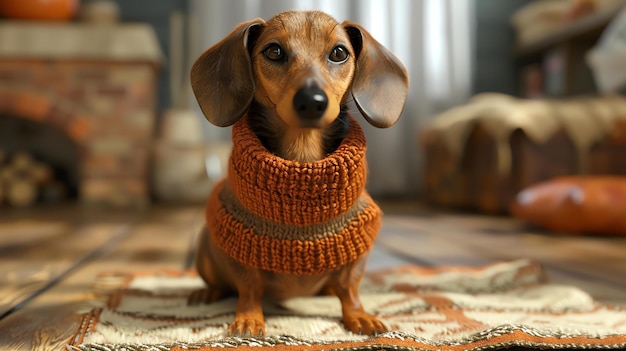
top-left (228, 114), bottom-right (369, 226)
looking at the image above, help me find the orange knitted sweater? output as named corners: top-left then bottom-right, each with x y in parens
top-left (205, 115), bottom-right (381, 275)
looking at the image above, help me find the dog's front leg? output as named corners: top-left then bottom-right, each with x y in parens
top-left (228, 271), bottom-right (266, 337)
top-left (326, 257), bottom-right (387, 335)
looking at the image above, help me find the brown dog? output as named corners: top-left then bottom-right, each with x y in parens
top-left (190, 10), bottom-right (409, 337)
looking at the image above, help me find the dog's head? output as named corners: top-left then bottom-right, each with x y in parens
top-left (191, 10), bottom-right (409, 129)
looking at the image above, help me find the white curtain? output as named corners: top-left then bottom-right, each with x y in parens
top-left (188, 0), bottom-right (474, 197)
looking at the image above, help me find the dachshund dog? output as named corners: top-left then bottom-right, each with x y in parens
top-left (190, 10), bottom-right (409, 337)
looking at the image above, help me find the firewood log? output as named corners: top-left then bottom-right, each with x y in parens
top-left (7, 179), bottom-right (38, 208)
top-left (31, 163), bottom-right (54, 185)
top-left (0, 167), bottom-right (16, 184)
top-left (12, 151), bottom-right (35, 172)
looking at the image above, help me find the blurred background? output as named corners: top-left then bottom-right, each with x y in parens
top-left (0, 0), bottom-right (625, 215)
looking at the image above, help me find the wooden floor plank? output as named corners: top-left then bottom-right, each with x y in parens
top-left (378, 216), bottom-right (494, 267)
top-left (430, 214), bottom-right (626, 288)
top-left (0, 219), bottom-right (68, 249)
top-left (0, 220), bottom-right (131, 319)
top-left (378, 214), bottom-right (626, 304)
top-left (0, 206), bottom-right (202, 351)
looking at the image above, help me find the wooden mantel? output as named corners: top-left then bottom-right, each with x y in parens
top-left (0, 21), bottom-right (163, 64)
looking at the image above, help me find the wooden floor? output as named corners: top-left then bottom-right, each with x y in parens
top-left (0, 202), bottom-right (624, 350)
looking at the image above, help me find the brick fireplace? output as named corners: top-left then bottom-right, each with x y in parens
top-left (0, 22), bottom-right (162, 207)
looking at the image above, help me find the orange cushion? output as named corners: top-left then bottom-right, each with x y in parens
top-left (510, 176), bottom-right (626, 236)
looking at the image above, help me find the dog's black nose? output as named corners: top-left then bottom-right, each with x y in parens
top-left (293, 87), bottom-right (328, 121)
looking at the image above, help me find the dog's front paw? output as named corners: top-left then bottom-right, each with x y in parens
top-left (343, 312), bottom-right (387, 336)
top-left (228, 318), bottom-right (265, 337)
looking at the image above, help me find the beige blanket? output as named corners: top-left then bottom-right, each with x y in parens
top-left (426, 93), bottom-right (626, 176)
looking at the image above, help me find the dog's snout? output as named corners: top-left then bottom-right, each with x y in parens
top-left (293, 87), bottom-right (328, 121)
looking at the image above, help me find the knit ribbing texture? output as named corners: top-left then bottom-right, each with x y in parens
top-left (205, 115), bottom-right (381, 275)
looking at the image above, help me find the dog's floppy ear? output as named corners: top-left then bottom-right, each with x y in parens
top-left (343, 21), bottom-right (409, 128)
top-left (190, 18), bottom-right (265, 127)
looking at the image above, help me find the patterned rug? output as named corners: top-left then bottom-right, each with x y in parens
top-left (67, 260), bottom-right (626, 351)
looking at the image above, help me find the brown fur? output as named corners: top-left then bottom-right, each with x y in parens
top-left (189, 10), bottom-right (409, 336)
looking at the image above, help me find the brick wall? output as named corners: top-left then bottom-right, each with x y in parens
top-left (0, 59), bottom-right (157, 207)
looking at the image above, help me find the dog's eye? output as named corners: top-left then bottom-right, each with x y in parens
top-left (263, 44), bottom-right (286, 62)
top-left (329, 45), bottom-right (349, 63)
